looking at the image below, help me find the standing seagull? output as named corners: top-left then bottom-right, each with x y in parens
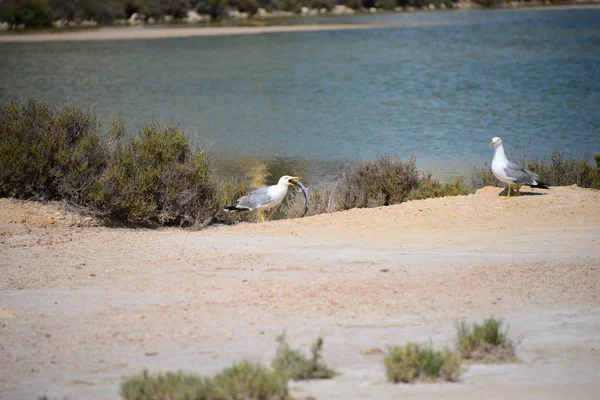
top-left (224, 175), bottom-right (302, 221)
top-left (490, 137), bottom-right (549, 199)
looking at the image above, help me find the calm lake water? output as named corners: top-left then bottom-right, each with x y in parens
top-left (1, 8), bottom-right (599, 183)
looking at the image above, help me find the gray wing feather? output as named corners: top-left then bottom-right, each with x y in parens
top-left (503, 160), bottom-right (538, 184)
top-left (236, 187), bottom-right (272, 210)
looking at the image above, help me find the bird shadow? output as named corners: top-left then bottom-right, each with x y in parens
top-left (497, 188), bottom-right (547, 197)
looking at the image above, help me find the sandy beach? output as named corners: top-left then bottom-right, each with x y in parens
top-left (1, 185), bottom-right (599, 399)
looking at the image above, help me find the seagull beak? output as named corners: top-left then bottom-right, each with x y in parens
top-left (490, 141), bottom-right (494, 146)
top-left (288, 177), bottom-right (301, 187)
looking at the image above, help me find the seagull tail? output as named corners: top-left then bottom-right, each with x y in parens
top-left (532, 181), bottom-right (550, 189)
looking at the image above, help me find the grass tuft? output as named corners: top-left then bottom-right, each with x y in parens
top-left (384, 342), bottom-right (462, 383)
top-left (120, 361), bottom-right (289, 400)
top-left (271, 334), bottom-right (336, 380)
top-left (456, 317), bottom-right (517, 363)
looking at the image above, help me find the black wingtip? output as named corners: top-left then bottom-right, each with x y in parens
top-left (534, 181), bottom-right (550, 189)
top-left (224, 205), bottom-right (251, 212)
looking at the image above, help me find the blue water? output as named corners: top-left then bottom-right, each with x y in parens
top-left (1, 8), bottom-right (599, 181)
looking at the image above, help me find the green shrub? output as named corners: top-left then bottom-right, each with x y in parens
top-left (384, 342), bottom-right (462, 383)
top-left (89, 122), bottom-right (215, 226)
top-left (0, 99), bottom-right (107, 203)
top-left (407, 177), bottom-right (472, 200)
top-left (0, 0), bottom-right (53, 28)
top-left (456, 317), bottom-right (517, 363)
top-left (271, 334), bottom-right (336, 380)
top-left (120, 361), bottom-right (289, 400)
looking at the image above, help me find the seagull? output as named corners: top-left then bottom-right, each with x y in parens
top-left (490, 137), bottom-right (549, 199)
top-left (224, 175), bottom-right (302, 221)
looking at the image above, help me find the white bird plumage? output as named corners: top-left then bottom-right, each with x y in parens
top-left (224, 175), bottom-right (300, 221)
top-left (490, 137), bottom-right (549, 198)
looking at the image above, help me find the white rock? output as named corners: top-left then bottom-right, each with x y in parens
top-left (301, 6), bottom-right (309, 15)
top-left (332, 5), bottom-right (355, 15)
top-left (185, 10), bottom-right (211, 23)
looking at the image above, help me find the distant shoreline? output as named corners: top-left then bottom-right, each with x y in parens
top-left (0, 23), bottom-right (409, 43)
top-left (1, 4), bottom-right (599, 43)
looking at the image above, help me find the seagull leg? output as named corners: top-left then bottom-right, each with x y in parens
top-left (502, 186), bottom-right (512, 199)
top-left (515, 186), bottom-right (521, 196)
top-left (259, 212), bottom-right (265, 222)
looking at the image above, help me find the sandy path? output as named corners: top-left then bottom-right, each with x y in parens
top-left (1, 185), bottom-right (599, 399)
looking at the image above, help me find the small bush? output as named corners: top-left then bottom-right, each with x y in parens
top-left (524, 151), bottom-right (600, 189)
top-left (407, 177), bottom-right (472, 200)
top-left (120, 361), bottom-right (290, 400)
top-left (336, 155), bottom-right (421, 210)
top-left (89, 122), bottom-right (216, 226)
top-left (0, 99), bottom-right (107, 202)
top-left (456, 318), bottom-right (517, 363)
top-left (384, 342), bottom-right (462, 383)
top-left (272, 334), bottom-right (336, 380)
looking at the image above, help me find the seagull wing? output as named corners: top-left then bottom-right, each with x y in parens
top-left (503, 159), bottom-right (539, 185)
top-left (236, 187), bottom-right (273, 211)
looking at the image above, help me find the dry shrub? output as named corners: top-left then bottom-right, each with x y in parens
top-left (271, 334), bottom-right (336, 380)
top-left (89, 122), bottom-right (216, 226)
top-left (336, 155), bottom-right (421, 209)
top-left (281, 155), bottom-right (422, 218)
top-left (384, 342), bottom-right (462, 383)
top-left (524, 151), bottom-right (600, 189)
top-left (120, 361), bottom-right (289, 400)
top-left (0, 98), bottom-right (107, 202)
top-left (456, 318), bottom-right (517, 363)
top-left (468, 163), bottom-right (498, 189)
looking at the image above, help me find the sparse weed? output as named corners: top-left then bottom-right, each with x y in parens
top-left (384, 342), bottom-right (462, 383)
top-left (120, 361), bottom-right (290, 400)
top-left (272, 334), bottom-right (336, 380)
top-left (407, 176), bottom-right (472, 200)
top-left (456, 317), bottom-right (517, 363)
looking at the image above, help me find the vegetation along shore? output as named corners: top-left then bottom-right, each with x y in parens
top-left (1, 98), bottom-right (598, 228)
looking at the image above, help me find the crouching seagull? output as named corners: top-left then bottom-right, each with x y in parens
top-left (224, 175), bottom-right (305, 221)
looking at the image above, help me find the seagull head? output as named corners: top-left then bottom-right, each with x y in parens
top-left (490, 137), bottom-right (503, 148)
top-left (278, 175), bottom-right (301, 188)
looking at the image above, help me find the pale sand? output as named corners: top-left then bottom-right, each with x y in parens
top-left (1, 186), bottom-right (599, 399)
